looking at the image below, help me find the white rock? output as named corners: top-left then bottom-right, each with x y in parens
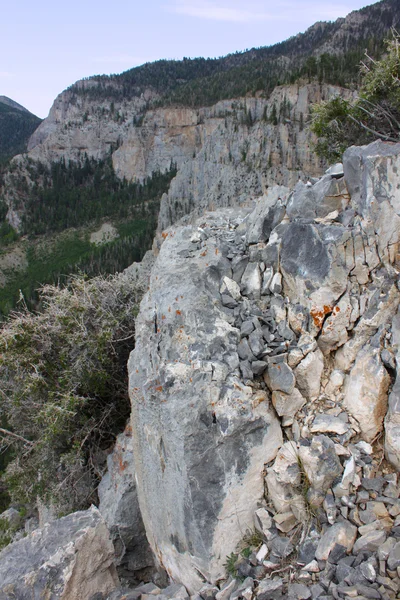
top-left (256, 544), bottom-right (269, 563)
top-left (294, 349), bottom-right (324, 400)
top-left (220, 276), bottom-right (242, 301)
top-left (344, 344), bottom-right (390, 442)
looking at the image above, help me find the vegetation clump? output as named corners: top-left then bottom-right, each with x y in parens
top-left (0, 271), bottom-right (142, 514)
top-left (311, 32), bottom-right (400, 161)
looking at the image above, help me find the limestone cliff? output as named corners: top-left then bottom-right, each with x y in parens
top-left (3, 82), bottom-right (352, 231)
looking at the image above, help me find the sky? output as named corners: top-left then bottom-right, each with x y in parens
top-left (2, 0), bottom-right (377, 119)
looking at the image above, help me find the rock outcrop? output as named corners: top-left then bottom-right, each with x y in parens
top-left (0, 506), bottom-right (118, 599)
top-left (98, 426), bottom-right (155, 585)
top-left (128, 140), bottom-right (400, 592)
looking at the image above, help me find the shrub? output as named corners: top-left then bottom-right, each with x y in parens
top-left (311, 31), bottom-right (400, 161)
top-left (0, 271), bottom-right (142, 514)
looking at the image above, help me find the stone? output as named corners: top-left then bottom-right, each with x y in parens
top-left (0, 507), bottom-right (21, 530)
top-left (341, 456), bottom-right (357, 490)
top-left (297, 536), bottom-right (319, 565)
top-left (251, 360), bottom-right (268, 375)
top-left (387, 543), bottom-right (400, 571)
top-left (294, 349), bottom-right (324, 401)
top-left (98, 427), bottom-right (154, 580)
top-left (378, 538), bottom-right (397, 561)
top-left (310, 414), bottom-right (349, 436)
top-left (385, 310), bottom-right (400, 468)
top-left (344, 344), bottom-right (391, 443)
top-left (0, 506), bottom-right (119, 599)
top-left (270, 272), bottom-right (282, 295)
top-left (163, 583), bottom-right (189, 598)
top-left (274, 511), bottom-right (298, 533)
top-left (220, 277), bottom-right (242, 302)
top-left (298, 436), bottom-right (343, 492)
top-left (353, 530), bottom-right (387, 554)
top-left (360, 561), bottom-right (377, 583)
top-left (315, 522), bottom-right (357, 561)
top-left (262, 268), bottom-right (274, 296)
top-left (248, 329), bottom-right (265, 356)
top-left (271, 388), bottom-right (305, 419)
top-left (256, 544), bottom-right (269, 563)
top-left (246, 188), bottom-right (288, 245)
top-left (254, 508), bottom-right (274, 536)
top-left (323, 491), bottom-right (337, 525)
top-left (270, 536), bottom-right (294, 559)
top-left (264, 362), bottom-right (296, 394)
top-left (215, 579), bottom-right (237, 600)
top-left (240, 360), bottom-right (254, 380)
top-left (241, 262), bottom-right (262, 299)
top-left (343, 141), bottom-right (400, 267)
top-left (288, 583), bottom-right (311, 600)
top-left (238, 338), bottom-right (256, 362)
top-left (241, 320), bottom-right (255, 337)
top-left (129, 217), bottom-right (283, 591)
top-left (256, 578), bottom-right (283, 600)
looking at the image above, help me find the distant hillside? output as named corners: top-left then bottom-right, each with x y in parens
top-left (71, 0), bottom-right (400, 108)
top-left (0, 97), bottom-right (41, 163)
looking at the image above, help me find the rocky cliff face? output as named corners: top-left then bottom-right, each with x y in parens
top-left (3, 83), bottom-right (351, 230)
top-left (128, 140), bottom-right (400, 591)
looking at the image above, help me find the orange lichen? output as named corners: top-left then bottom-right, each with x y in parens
top-left (311, 305), bottom-right (333, 328)
top-left (162, 232), bottom-right (168, 240)
top-left (176, 310), bottom-right (182, 315)
top-left (155, 386), bottom-right (163, 392)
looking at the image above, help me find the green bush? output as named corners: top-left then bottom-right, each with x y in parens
top-left (311, 31), bottom-right (400, 160)
top-left (0, 271), bottom-right (142, 514)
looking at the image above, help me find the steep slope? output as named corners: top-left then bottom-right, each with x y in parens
top-left (0, 97), bottom-right (41, 163)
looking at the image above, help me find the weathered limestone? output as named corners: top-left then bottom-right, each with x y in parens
top-left (294, 350), bottom-right (324, 401)
top-left (129, 210), bottom-right (282, 592)
top-left (344, 141), bottom-right (400, 268)
top-left (385, 309), bottom-right (400, 467)
top-left (344, 343), bottom-right (391, 442)
top-left (0, 507), bottom-right (118, 599)
top-left (98, 427), bottom-right (155, 582)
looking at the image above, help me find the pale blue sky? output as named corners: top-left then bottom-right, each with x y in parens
top-left (2, 0), bottom-right (376, 118)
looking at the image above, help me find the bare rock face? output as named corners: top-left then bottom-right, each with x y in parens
top-left (4, 83), bottom-right (352, 230)
top-left (98, 427), bottom-right (155, 583)
top-left (127, 140), bottom-right (400, 590)
top-left (0, 506), bottom-right (118, 599)
top-left (128, 209), bottom-right (283, 591)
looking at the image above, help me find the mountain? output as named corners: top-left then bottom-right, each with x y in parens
top-left (0, 0), bottom-right (399, 317)
top-left (0, 97), bottom-right (41, 164)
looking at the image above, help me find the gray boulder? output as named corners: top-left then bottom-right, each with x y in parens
top-left (0, 506), bottom-right (118, 599)
top-left (129, 210), bottom-right (282, 591)
top-left (98, 427), bottom-right (155, 582)
top-left (343, 140), bottom-right (400, 267)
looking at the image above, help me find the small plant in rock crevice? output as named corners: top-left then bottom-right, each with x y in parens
top-left (223, 552), bottom-right (238, 578)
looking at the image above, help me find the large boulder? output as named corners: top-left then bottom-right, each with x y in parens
top-left (129, 209), bottom-right (282, 592)
top-left (0, 506), bottom-right (118, 599)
